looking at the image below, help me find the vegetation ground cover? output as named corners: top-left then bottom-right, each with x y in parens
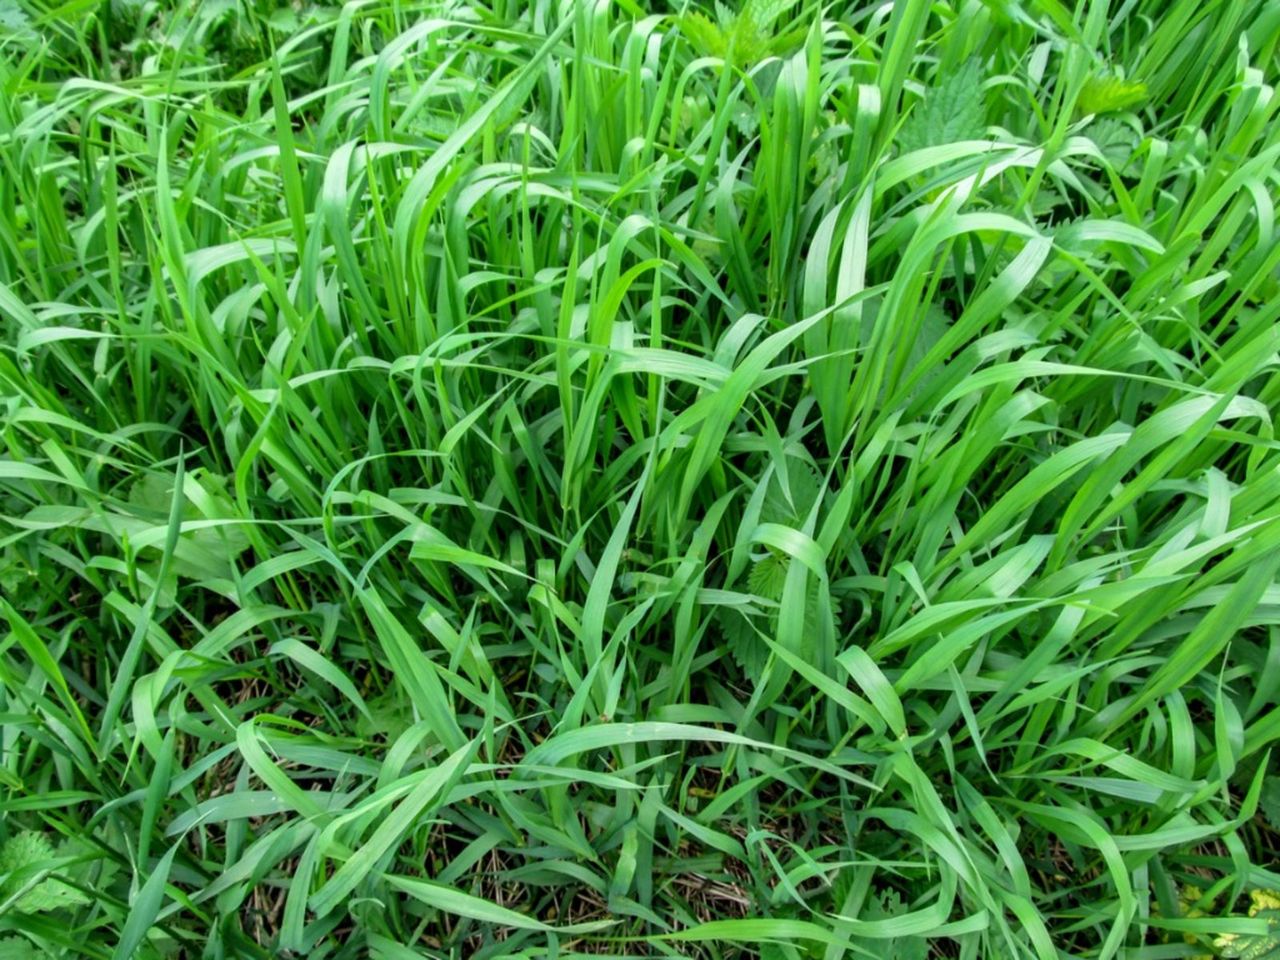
top-left (2, 0), bottom-right (1280, 957)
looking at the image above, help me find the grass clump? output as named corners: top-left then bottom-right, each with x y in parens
top-left (2, 0), bottom-right (1280, 957)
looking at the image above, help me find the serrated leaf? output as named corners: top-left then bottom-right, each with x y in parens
top-left (0, 831), bottom-right (54, 874)
top-left (829, 869), bottom-right (854, 909)
top-left (742, 0), bottom-right (798, 30)
top-left (268, 7), bottom-right (299, 32)
top-left (1260, 777), bottom-right (1280, 831)
top-left (763, 459), bottom-right (823, 526)
top-left (0, 548), bottom-right (26, 595)
top-left (1078, 75), bottom-right (1147, 115)
top-left (902, 304), bottom-right (950, 397)
top-left (729, 101), bottom-right (759, 137)
top-left (56, 835), bottom-right (117, 890)
top-left (870, 886), bottom-right (905, 917)
top-left (125, 470), bottom-right (250, 586)
top-left (679, 1), bottom-right (796, 67)
top-left (766, 24), bottom-right (808, 58)
top-left (10, 876), bottom-right (90, 913)
top-left (748, 553), bottom-right (790, 600)
top-left (720, 607), bottom-right (770, 682)
top-left (0, 832), bottom-right (89, 914)
top-left (854, 888), bottom-right (930, 960)
top-left (355, 690), bottom-right (415, 741)
top-left (1087, 116), bottom-right (1140, 167)
top-left (898, 59), bottom-right (986, 153)
top-left (679, 12), bottom-right (728, 59)
top-left (0, 0), bottom-right (32, 35)
top-left (728, 20), bottom-right (769, 64)
top-left (0, 936), bottom-right (54, 960)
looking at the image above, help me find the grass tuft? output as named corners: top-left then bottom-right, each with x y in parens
top-left (2, 0), bottom-right (1280, 957)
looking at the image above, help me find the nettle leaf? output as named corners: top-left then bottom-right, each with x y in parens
top-left (356, 690), bottom-right (415, 742)
top-left (829, 868), bottom-right (855, 909)
top-left (729, 16), bottom-right (769, 63)
top-left (898, 58), bottom-right (986, 153)
top-left (1078, 74), bottom-right (1147, 115)
top-left (267, 7), bottom-right (299, 32)
top-left (679, 0), bottom-right (801, 67)
top-left (1087, 116), bottom-right (1141, 168)
top-left (0, 831), bottom-right (54, 875)
top-left (901, 304), bottom-right (950, 399)
top-left (727, 556), bottom-right (839, 682)
top-left (742, 0), bottom-right (797, 29)
top-left (0, 0), bottom-right (32, 35)
top-left (0, 832), bottom-right (89, 914)
top-left (126, 469), bottom-right (251, 594)
top-left (730, 100), bottom-right (759, 136)
top-left (748, 552), bottom-right (790, 601)
top-left (856, 300), bottom-right (951, 402)
top-left (57, 835), bottom-right (117, 893)
top-left (763, 458), bottom-right (823, 526)
top-left (0, 548), bottom-right (27, 595)
top-left (870, 886), bottom-right (905, 916)
top-left (720, 606), bottom-right (770, 680)
top-left (863, 888), bottom-right (929, 960)
top-left (1260, 777), bottom-right (1280, 831)
top-left (679, 12), bottom-right (728, 59)
top-left (0, 936), bottom-right (54, 960)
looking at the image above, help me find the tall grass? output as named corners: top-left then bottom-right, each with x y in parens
top-left (1, 0), bottom-right (1279, 956)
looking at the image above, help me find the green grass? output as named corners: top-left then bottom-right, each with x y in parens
top-left (1, 0), bottom-right (1279, 956)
